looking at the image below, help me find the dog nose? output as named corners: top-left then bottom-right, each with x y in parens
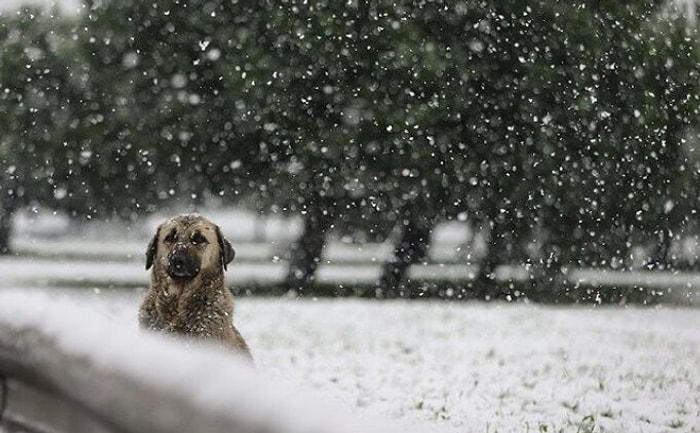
top-left (167, 249), bottom-right (198, 279)
top-left (171, 253), bottom-right (186, 270)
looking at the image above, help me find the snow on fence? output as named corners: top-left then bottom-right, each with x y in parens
top-left (0, 292), bottom-right (410, 433)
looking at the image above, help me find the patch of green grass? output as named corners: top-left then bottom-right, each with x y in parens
top-left (575, 415), bottom-right (597, 433)
top-left (669, 419), bottom-right (685, 429)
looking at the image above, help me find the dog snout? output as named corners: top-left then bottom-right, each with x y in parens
top-left (171, 251), bottom-right (186, 269)
top-left (167, 247), bottom-right (200, 279)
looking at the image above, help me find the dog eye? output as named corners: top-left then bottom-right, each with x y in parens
top-left (191, 233), bottom-right (208, 245)
top-left (164, 230), bottom-right (177, 243)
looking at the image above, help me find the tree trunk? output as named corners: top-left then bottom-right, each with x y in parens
top-left (378, 207), bottom-right (435, 292)
top-left (285, 205), bottom-right (333, 291)
top-left (476, 218), bottom-right (511, 284)
top-left (0, 209), bottom-right (12, 254)
top-left (531, 243), bottom-right (564, 297)
top-left (648, 228), bottom-right (672, 270)
top-left (0, 177), bottom-right (19, 255)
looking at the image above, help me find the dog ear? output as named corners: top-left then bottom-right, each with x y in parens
top-left (145, 227), bottom-right (160, 270)
top-left (216, 226), bottom-right (235, 270)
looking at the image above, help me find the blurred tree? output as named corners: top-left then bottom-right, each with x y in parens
top-left (252, 0), bottom-right (395, 290)
top-left (2, 0), bottom-right (699, 295)
top-left (526, 2), bottom-right (700, 278)
top-left (367, 0), bottom-right (700, 292)
top-left (635, 14), bottom-right (700, 270)
top-left (79, 0), bottom-right (271, 207)
top-left (0, 3), bottom-right (192, 254)
top-left (0, 7), bottom-right (84, 252)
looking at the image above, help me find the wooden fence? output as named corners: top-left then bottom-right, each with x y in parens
top-left (0, 293), bottom-right (403, 433)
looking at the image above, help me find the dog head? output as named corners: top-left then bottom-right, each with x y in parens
top-left (145, 214), bottom-right (235, 281)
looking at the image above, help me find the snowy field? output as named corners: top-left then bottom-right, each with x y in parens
top-left (1, 211), bottom-right (699, 431)
top-left (4, 208), bottom-right (700, 305)
top-left (3, 288), bottom-right (697, 433)
top-left (245, 298), bottom-right (700, 432)
top-left (1, 0), bottom-right (699, 429)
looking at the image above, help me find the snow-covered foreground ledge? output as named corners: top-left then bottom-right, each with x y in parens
top-left (0, 292), bottom-right (414, 433)
top-left (1, 290), bottom-right (699, 433)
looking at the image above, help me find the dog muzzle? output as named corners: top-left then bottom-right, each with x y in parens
top-left (167, 247), bottom-right (200, 279)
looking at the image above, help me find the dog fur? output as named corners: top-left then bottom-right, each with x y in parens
top-left (139, 214), bottom-right (251, 359)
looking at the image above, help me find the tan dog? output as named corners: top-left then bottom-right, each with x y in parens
top-left (139, 214), bottom-right (251, 359)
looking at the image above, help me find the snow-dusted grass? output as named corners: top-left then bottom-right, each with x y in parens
top-left (0, 290), bottom-right (411, 433)
top-left (7, 209), bottom-right (700, 304)
top-left (2, 209), bottom-right (699, 431)
top-left (244, 299), bottom-right (700, 433)
top-left (19, 288), bottom-right (700, 433)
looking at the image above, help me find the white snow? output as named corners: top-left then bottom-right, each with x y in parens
top-left (0, 0), bottom-right (81, 14)
top-left (5, 209), bottom-right (699, 304)
top-left (1, 211), bottom-right (699, 431)
top-left (1, 289), bottom-right (697, 432)
top-left (0, 290), bottom-right (417, 433)
top-left (2, 255), bottom-right (699, 305)
top-left (242, 298), bottom-right (700, 432)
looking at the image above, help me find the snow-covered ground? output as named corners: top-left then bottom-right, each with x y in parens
top-left (1, 209), bottom-right (699, 432)
top-left (0, 0), bottom-right (81, 14)
top-left (250, 299), bottom-right (700, 433)
top-left (3, 209), bottom-right (700, 305)
top-left (5, 288), bottom-right (697, 433)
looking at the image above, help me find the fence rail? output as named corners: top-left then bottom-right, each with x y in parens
top-left (0, 321), bottom-right (257, 433)
top-left (0, 293), bottom-right (402, 433)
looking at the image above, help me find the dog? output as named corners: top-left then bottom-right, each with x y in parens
top-left (138, 214), bottom-right (251, 359)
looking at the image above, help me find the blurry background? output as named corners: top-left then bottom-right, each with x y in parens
top-left (2, 0), bottom-right (700, 303)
